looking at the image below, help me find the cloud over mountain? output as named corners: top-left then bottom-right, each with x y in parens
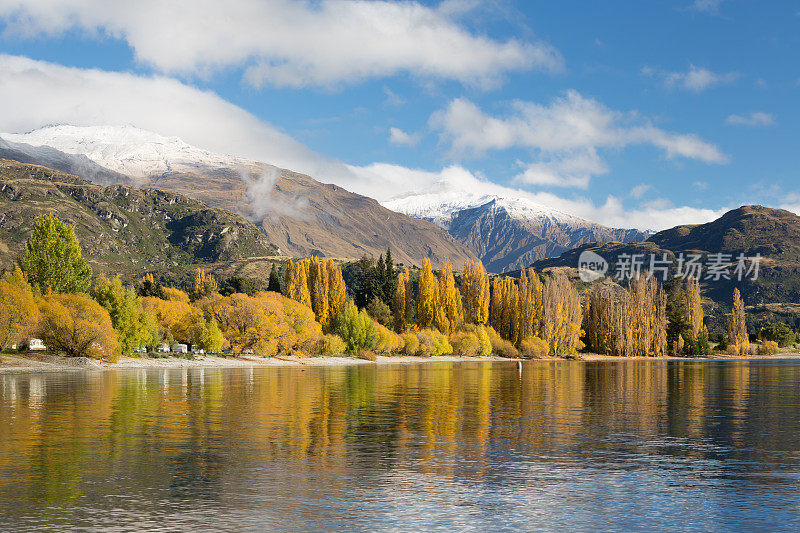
top-left (0, 0), bottom-right (562, 88)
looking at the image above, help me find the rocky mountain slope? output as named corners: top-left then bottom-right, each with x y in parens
top-left (385, 194), bottom-right (648, 272)
top-left (0, 159), bottom-right (277, 280)
top-left (1, 125), bottom-right (475, 267)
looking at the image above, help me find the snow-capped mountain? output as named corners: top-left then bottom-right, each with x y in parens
top-left (4, 124), bottom-right (251, 182)
top-left (0, 124), bottom-right (476, 267)
top-left (386, 193), bottom-right (649, 272)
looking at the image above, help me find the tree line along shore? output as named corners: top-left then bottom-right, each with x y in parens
top-left (0, 214), bottom-right (794, 367)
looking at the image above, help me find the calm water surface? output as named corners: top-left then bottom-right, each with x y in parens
top-left (1, 360), bottom-right (800, 532)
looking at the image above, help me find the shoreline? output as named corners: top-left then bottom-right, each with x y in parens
top-left (1, 350), bottom-right (800, 374)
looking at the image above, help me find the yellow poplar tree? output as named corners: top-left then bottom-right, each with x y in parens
top-left (436, 258), bottom-right (462, 335)
top-left (308, 256), bottom-right (330, 329)
top-left (326, 259), bottom-right (346, 327)
top-left (519, 268), bottom-right (543, 341)
top-left (417, 258), bottom-right (437, 329)
top-left (542, 273), bottom-right (583, 355)
top-left (393, 269), bottom-right (409, 332)
top-left (462, 259), bottom-right (490, 325)
top-left (728, 288), bottom-right (749, 355)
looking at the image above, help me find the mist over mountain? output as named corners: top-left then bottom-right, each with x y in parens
top-left (0, 125), bottom-right (475, 267)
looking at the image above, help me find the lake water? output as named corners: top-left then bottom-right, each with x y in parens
top-left (1, 360), bottom-right (800, 531)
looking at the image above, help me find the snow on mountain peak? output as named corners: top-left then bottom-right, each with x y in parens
top-left (383, 190), bottom-right (582, 229)
top-left (2, 124), bottom-right (250, 181)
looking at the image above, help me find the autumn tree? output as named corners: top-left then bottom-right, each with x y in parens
top-left (326, 259), bottom-right (347, 327)
top-left (541, 272), bottom-right (583, 355)
top-left (284, 259), bottom-right (311, 308)
top-left (0, 267), bottom-right (40, 349)
top-left (436, 258), bottom-right (462, 335)
top-left (490, 277), bottom-right (520, 345)
top-left (91, 275), bottom-right (158, 353)
top-left (728, 288), bottom-right (749, 355)
top-left (20, 213), bottom-right (92, 294)
top-left (393, 269), bottom-right (412, 332)
top-left (308, 256), bottom-right (330, 329)
top-left (462, 259), bottom-right (490, 325)
top-left (416, 258), bottom-right (437, 329)
top-left (584, 274), bottom-right (668, 357)
top-left (191, 268), bottom-right (218, 301)
top-left (38, 293), bottom-right (119, 360)
top-left (518, 268), bottom-right (543, 342)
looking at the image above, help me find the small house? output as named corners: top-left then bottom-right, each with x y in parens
top-left (29, 338), bottom-right (46, 351)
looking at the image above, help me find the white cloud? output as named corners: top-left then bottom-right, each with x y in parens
top-left (0, 0), bottom-right (562, 89)
top-left (643, 64), bottom-right (738, 92)
top-left (430, 91), bottom-right (726, 189)
top-left (725, 112), bottom-right (776, 127)
top-left (629, 184), bottom-right (653, 199)
top-left (388, 127), bottom-right (420, 147)
top-left (0, 54), bottom-right (722, 232)
top-left (514, 149), bottom-right (608, 189)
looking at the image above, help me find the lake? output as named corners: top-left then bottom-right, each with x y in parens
top-left (1, 359), bottom-right (800, 531)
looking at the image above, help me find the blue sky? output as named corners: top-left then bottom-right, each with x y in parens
top-left (0, 0), bottom-right (797, 229)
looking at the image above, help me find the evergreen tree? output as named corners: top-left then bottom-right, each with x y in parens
top-left (139, 273), bottom-right (165, 299)
top-left (382, 247), bottom-right (398, 305)
top-left (267, 263), bottom-right (282, 293)
top-left (20, 213), bottom-right (92, 294)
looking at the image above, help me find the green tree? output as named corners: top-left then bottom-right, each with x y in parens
top-left (267, 263), bottom-right (282, 293)
top-left (91, 275), bottom-right (158, 353)
top-left (334, 300), bottom-right (377, 355)
top-left (20, 214), bottom-right (92, 294)
top-left (220, 276), bottom-right (262, 296)
top-left (759, 322), bottom-right (794, 347)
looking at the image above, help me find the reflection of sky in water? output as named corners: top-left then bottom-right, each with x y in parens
top-left (1, 360), bottom-right (799, 531)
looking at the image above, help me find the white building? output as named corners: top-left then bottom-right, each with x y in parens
top-left (28, 338), bottom-right (46, 351)
top-left (172, 343), bottom-right (188, 354)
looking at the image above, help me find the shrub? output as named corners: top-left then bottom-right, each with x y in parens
top-left (357, 349), bottom-right (377, 361)
top-left (319, 334), bottom-right (347, 356)
top-left (374, 323), bottom-right (403, 354)
top-left (416, 328), bottom-right (453, 357)
top-left (38, 293), bottom-right (120, 361)
top-left (334, 301), bottom-right (377, 355)
top-left (450, 330), bottom-right (480, 356)
top-left (400, 332), bottom-right (419, 355)
top-left (520, 336), bottom-right (549, 358)
top-left (759, 340), bottom-right (779, 355)
top-left (487, 326), bottom-right (519, 358)
top-left (450, 325), bottom-right (491, 357)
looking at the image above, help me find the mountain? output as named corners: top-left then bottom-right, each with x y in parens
top-left (385, 193), bottom-right (649, 273)
top-left (0, 158), bottom-right (277, 282)
top-left (1, 125), bottom-right (475, 267)
top-left (0, 136), bottom-right (133, 186)
top-left (534, 205), bottom-right (800, 330)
